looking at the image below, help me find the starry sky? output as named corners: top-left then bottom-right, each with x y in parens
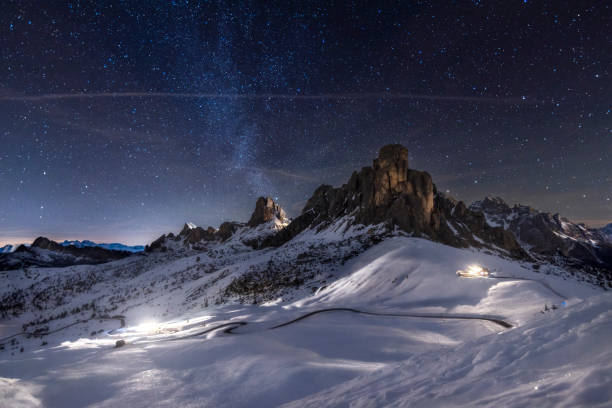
top-left (0, 1), bottom-right (610, 246)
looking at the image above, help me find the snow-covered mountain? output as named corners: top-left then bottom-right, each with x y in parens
top-left (0, 244), bottom-right (19, 253)
top-left (0, 144), bottom-right (610, 407)
top-left (470, 196), bottom-right (612, 274)
top-left (60, 239), bottom-right (145, 253)
top-left (1, 239), bottom-right (143, 254)
top-left (0, 237), bottom-right (137, 271)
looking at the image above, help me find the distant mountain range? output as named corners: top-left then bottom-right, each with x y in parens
top-left (0, 240), bottom-right (143, 255)
top-left (470, 197), bottom-right (612, 269)
top-left (0, 238), bottom-right (142, 270)
top-left (59, 240), bottom-right (145, 253)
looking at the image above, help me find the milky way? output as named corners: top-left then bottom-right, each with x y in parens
top-left (0, 1), bottom-right (609, 245)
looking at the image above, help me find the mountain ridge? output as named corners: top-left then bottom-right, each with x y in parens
top-left (469, 196), bottom-right (612, 272)
top-left (1, 145), bottom-right (610, 278)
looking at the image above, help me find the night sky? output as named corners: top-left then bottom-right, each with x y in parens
top-left (0, 1), bottom-right (610, 246)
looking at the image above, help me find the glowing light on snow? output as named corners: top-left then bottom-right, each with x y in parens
top-left (456, 264), bottom-right (490, 278)
top-left (130, 320), bottom-right (160, 334)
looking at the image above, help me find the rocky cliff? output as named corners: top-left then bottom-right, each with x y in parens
top-left (146, 196), bottom-right (289, 252)
top-left (262, 144), bottom-right (525, 258)
top-left (248, 197), bottom-right (288, 227)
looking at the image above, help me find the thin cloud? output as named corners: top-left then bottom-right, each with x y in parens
top-left (0, 91), bottom-right (532, 104)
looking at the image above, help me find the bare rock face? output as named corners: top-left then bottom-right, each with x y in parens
top-left (299, 144), bottom-right (436, 236)
top-left (177, 223), bottom-right (217, 244)
top-left (179, 223), bottom-right (195, 237)
top-left (149, 198), bottom-right (291, 250)
top-left (217, 221), bottom-right (241, 241)
top-left (185, 227), bottom-right (217, 244)
top-left (247, 197), bottom-right (287, 227)
top-left (372, 144), bottom-right (412, 207)
top-left (31, 237), bottom-right (63, 251)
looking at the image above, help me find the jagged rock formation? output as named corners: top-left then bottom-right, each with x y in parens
top-left (0, 237), bottom-right (134, 271)
top-left (470, 197), bottom-right (612, 270)
top-left (248, 197), bottom-right (288, 227)
top-left (263, 144), bottom-right (525, 258)
top-left (146, 197), bottom-right (289, 252)
top-left (180, 223), bottom-right (217, 244)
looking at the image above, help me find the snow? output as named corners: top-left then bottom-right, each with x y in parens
top-left (482, 212), bottom-right (502, 228)
top-left (285, 294), bottom-right (612, 408)
top-left (0, 236), bottom-right (609, 407)
top-left (0, 245), bottom-right (20, 254)
top-left (445, 219), bottom-right (459, 236)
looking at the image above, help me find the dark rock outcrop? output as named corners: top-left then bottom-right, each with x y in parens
top-left (470, 197), bottom-right (612, 270)
top-left (217, 222), bottom-right (242, 241)
top-left (262, 144), bottom-right (526, 258)
top-left (248, 197), bottom-right (288, 227)
top-left (179, 224), bottom-right (217, 244)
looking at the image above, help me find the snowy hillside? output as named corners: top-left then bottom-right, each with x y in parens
top-left (0, 234), bottom-right (609, 407)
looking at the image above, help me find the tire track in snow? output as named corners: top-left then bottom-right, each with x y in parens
top-left (160, 308), bottom-right (513, 343)
top-left (268, 308), bottom-right (513, 329)
top-left (490, 276), bottom-right (567, 299)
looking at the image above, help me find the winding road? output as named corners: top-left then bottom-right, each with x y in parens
top-left (145, 307), bottom-right (513, 345)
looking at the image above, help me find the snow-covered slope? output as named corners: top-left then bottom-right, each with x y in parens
top-left (0, 235), bottom-right (608, 407)
top-left (286, 292), bottom-right (612, 408)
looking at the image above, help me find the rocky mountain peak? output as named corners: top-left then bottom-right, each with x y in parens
top-left (470, 196), bottom-right (511, 216)
top-left (179, 222), bottom-right (197, 236)
top-left (248, 197), bottom-right (288, 227)
top-left (31, 236), bottom-right (61, 251)
top-left (481, 196), bottom-right (509, 207)
top-left (374, 144), bottom-right (409, 172)
top-left (263, 144), bottom-right (524, 258)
